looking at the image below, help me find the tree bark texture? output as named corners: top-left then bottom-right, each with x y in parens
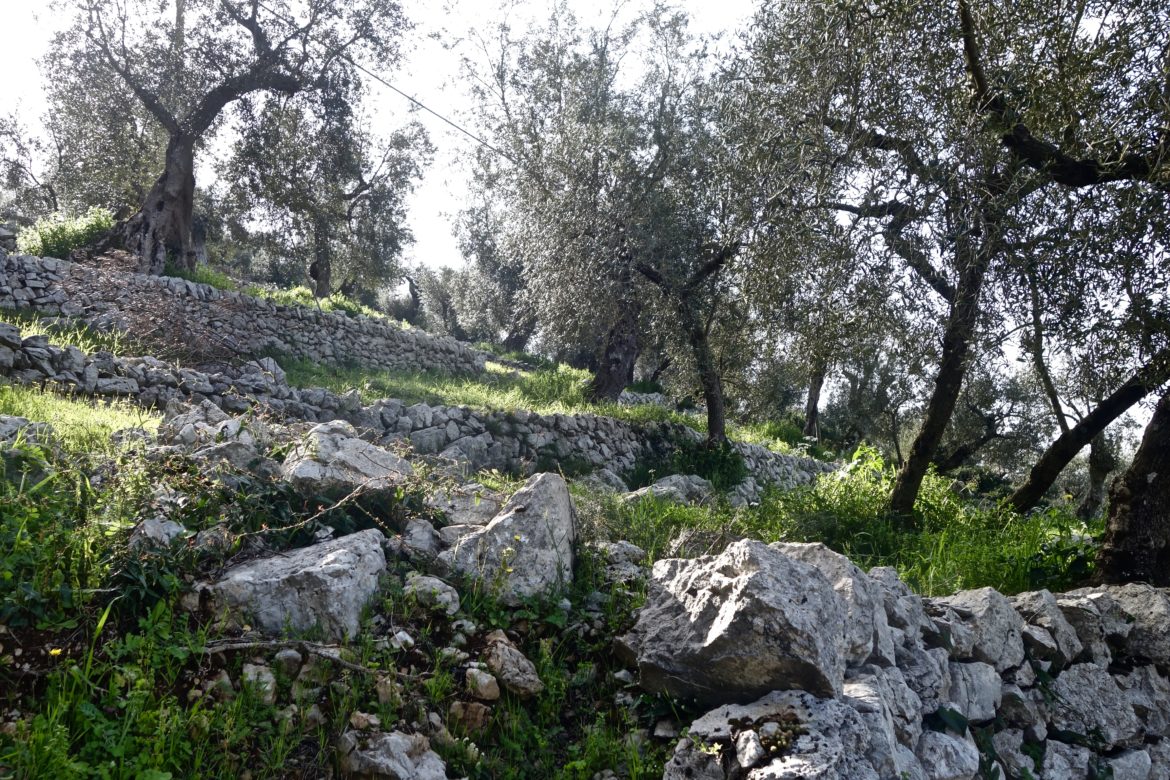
top-left (502, 311), bottom-right (537, 353)
top-left (1076, 433), bottom-right (1117, 521)
top-left (889, 256), bottom-right (988, 517)
top-left (1094, 389), bottom-right (1170, 585)
top-left (680, 302), bottom-right (727, 445)
top-left (120, 136), bottom-right (196, 275)
top-left (588, 303), bottom-right (640, 403)
top-left (1008, 347), bottom-right (1170, 513)
top-left (311, 215), bottom-right (332, 299)
top-left (803, 359), bottom-right (827, 438)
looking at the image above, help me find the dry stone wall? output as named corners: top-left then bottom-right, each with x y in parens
top-left (622, 539), bottom-right (1170, 780)
top-left (0, 320), bottom-right (833, 496)
top-left (0, 253), bottom-right (484, 375)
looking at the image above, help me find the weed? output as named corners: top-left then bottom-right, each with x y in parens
top-left (162, 262), bottom-right (240, 292)
top-left (585, 445), bottom-right (1096, 596)
top-left (0, 310), bottom-right (136, 357)
top-left (16, 207), bottom-right (114, 259)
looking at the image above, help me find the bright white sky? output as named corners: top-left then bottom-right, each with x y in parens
top-left (0, 0), bottom-right (757, 270)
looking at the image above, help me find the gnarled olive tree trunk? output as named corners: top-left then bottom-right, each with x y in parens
top-left (803, 358), bottom-right (827, 438)
top-left (121, 135), bottom-right (196, 275)
top-left (1094, 388), bottom-right (1170, 585)
top-left (588, 302), bottom-right (640, 402)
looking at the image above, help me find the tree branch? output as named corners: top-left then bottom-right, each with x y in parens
top-left (958, 0), bottom-right (1167, 189)
top-left (828, 199), bottom-right (956, 301)
top-left (86, 4), bottom-right (180, 135)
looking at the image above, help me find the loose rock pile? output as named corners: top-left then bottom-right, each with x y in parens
top-left (5, 398), bottom-right (1169, 779)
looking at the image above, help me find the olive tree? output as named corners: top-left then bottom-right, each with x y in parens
top-left (63, 0), bottom-right (408, 274)
top-left (461, 4), bottom-right (749, 441)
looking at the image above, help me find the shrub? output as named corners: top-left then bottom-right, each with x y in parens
top-left (248, 285), bottom-right (387, 320)
top-left (16, 207), bottom-right (115, 259)
top-left (162, 262), bottom-right (239, 291)
top-left (625, 378), bottom-right (664, 394)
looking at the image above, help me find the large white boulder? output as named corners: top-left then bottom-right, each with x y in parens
top-left (201, 528), bottom-right (387, 640)
top-left (617, 539), bottom-right (848, 704)
top-left (773, 542), bottom-right (895, 666)
top-left (438, 472), bottom-right (576, 605)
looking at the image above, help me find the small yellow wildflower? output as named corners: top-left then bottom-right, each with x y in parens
top-left (49, 648), bottom-right (63, 657)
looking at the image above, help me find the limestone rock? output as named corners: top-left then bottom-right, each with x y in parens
top-left (623, 473), bottom-right (713, 506)
top-left (1054, 593), bottom-right (1113, 665)
top-left (914, 730), bottom-right (980, 780)
top-left (576, 467), bottom-right (628, 494)
top-left (129, 516), bottom-right (186, 550)
top-left (618, 539), bottom-right (847, 704)
top-left (898, 646), bottom-right (949, 707)
top-left (869, 566), bottom-right (930, 648)
top-left (1108, 749), bottom-right (1153, 780)
top-left (1148, 740), bottom-right (1170, 780)
top-left (1041, 740), bottom-right (1091, 779)
top-left (773, 542), bottom-right (894, 666)
top-left (844, 667), bottom-right (924, 778)
top-left (686, 690), bottom-right (880, 780)
top-left (425, 483), bottom-right (504, 526)
top-left (465, 668), bottom-right (500, 701)
top-left (1101, 583), bottom-right (1170, 666)
top-left (1048, 663), bottom-right (1142, 749)
top-left (401, 518), bottom-right (441, 558)
top-left (403, 572), bottom-right (460, 616)
top-left (1116, 665), bottom-right (1170, 736)
top-left (930, 587), bottom-right (1026, 672)
top-left (482, 630), bottom-right (544, 698)
top-left (281, 420), bottom-right (412, 498)
top-left (336, 729), bottom-right (447, 780)
top-left (439, 472), bottom-right (576, 605)
top-left (202, 529), bottom-right (386, 640)
top-left (946, 662), bottom-right (1001, 723)
top-left (1011, 589), bottom-right (1083, 666)
top-left (590, 540), bottom-right (647, 585)
top-left (662, 738), bottom-right (724, 780)
top-left (990, 729), bottom-right (1036, 779)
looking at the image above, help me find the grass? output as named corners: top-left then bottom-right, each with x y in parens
top-left (163, 262), bottom-right (241, 292)
top-left (283, 358), bottom-right (732, 438)
top-left (244, 284), bottom-right (396, 323)
top-left (159, 264), bottom-right (404, 324)
top-left (0, 310), bottom-right (136, 357)
top-left (281, 356), bottom-right (831, 461)
top-left (16, 207), bottom-right (114, 259)
top-left (579, 445), bottom-right (1099, 597)
top-left (0, 384), bottom-right (159, 454)
top-left (0, 375), bottom-right (1102, 777)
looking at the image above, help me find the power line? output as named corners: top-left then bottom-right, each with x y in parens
top-left (346, 58), bottom-right (514, 164)
top-left (253, 0), bottom-right (514, 164)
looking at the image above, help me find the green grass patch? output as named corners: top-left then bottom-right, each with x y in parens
top-left (282, 358), bottom-right (711, 434)
top-left (245, 284), bottom-right (395, 322)
top-left (583, 446), bottom-right (1097, 596)
top-left (16, 207), bottom-right (114, 259)
top-left (162, 262), bottom-right (241, 292)
top-left (0, 385), bottom-right (159, 454)
top-left (0, 310), bottom-right (136, 357)
top-left (473, 342), bottom-right (557, 370)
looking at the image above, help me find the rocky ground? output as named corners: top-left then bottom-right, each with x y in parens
top-left (4, 387), bottom-right (1169, 779)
